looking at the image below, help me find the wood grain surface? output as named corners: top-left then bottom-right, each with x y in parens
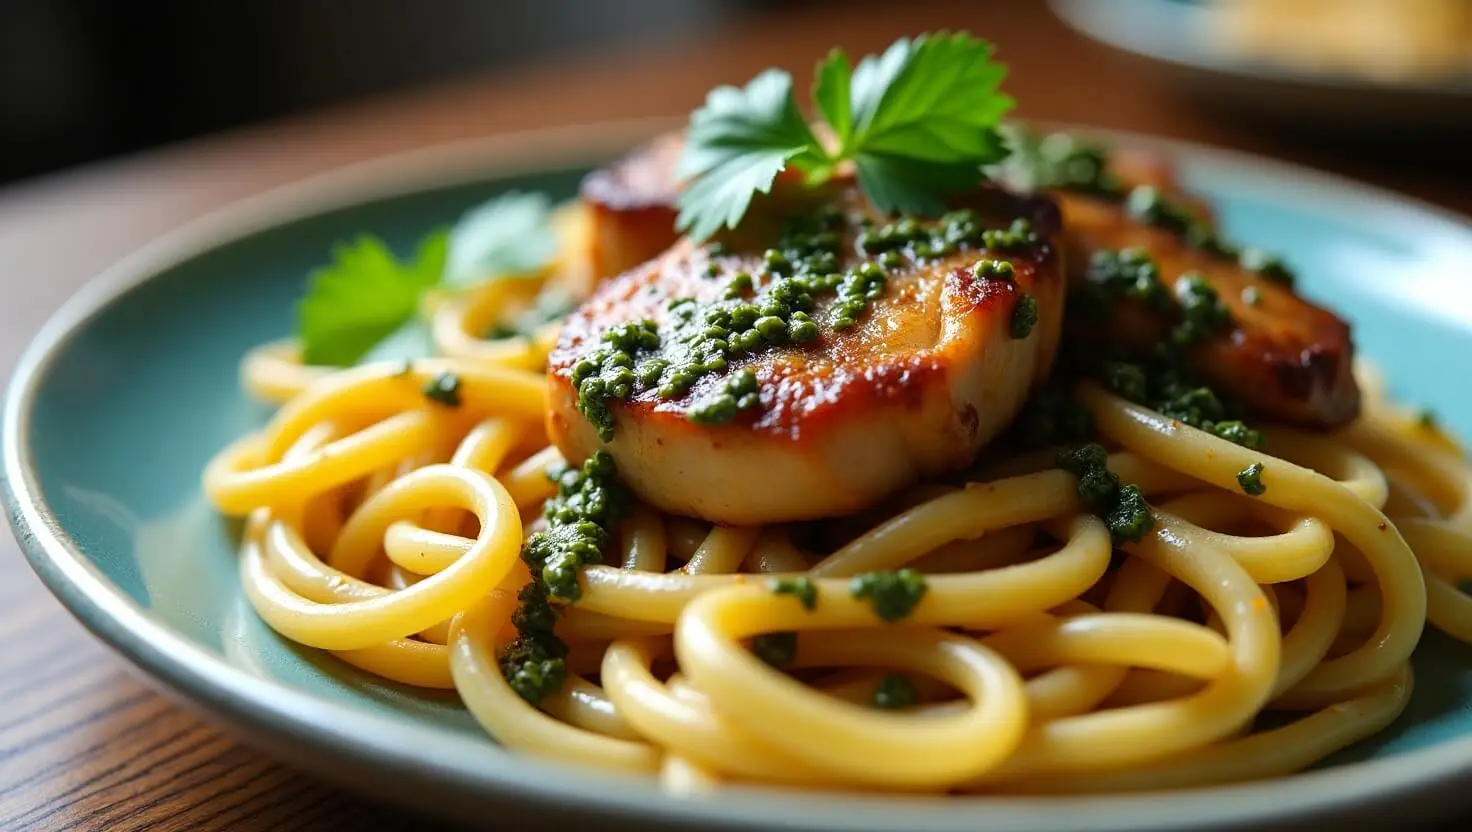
top-left (1, 2), bottom-right (1469, 830)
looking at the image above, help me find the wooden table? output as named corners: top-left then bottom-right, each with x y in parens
top-left (1, 3), bottom-right (1468, 830)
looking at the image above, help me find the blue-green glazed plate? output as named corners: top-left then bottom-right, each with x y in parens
top-left (6, 119), bottom-right (1472, 831)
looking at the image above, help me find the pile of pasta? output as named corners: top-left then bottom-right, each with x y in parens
top-left (203, 209), bottom-right (1472, 795)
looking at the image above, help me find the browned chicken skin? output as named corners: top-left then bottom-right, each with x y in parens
top-left (578, 128), bottom-right (1360, 429)
top-left (549, 181), bottom-right (1066, 525)
top-left (1055, 193), bottom-right (1359, 427)
top-left (580, 132), bottom-right (685, 281)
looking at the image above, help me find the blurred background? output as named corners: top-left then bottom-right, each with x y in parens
top-left (2, 0), bottom-right (1469, 187)
top-left (0, 0), bottom-right (766, 185)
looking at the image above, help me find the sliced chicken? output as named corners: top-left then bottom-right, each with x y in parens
top-left (580, 133), bottom-right (683, 281)
top-left (548, 182), bottom-right (1066, 525)
top-left (999, 128), bottom-right (1359, 427)
top-left (1056, 194), bottom-right (1359, 427)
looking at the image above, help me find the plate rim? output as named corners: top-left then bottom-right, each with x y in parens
top-left (6, 117), bottom-right (1472, 831)
top-left (1049, 0), bottom-right (1472, 99)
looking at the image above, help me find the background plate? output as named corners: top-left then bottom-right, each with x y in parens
top-left (6, 121), bottom-right (1472, 831)
top-left (1050, 0), bottom-right (1472, 133)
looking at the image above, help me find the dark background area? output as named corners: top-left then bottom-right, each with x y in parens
top-left (0, 0), bottom-right (806, 186)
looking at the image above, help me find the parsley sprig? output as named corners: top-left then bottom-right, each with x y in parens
top-left (675, 31), bottom-right (1015, 241)
top-left (297, 192), bottom-right (555, 367)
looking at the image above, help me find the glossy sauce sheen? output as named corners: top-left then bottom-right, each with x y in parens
top-left (548, 183), bottom-right (1066, 525)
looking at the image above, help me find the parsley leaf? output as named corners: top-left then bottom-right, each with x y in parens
top-left (813, 48), bottom-right (853, 148)
top-left (675, 70), bottom-right (826, 241)
top-left (444, 191), bottom-right (556, 287)
top-left (849, 33), bottom-right (1013, 163)
top-left (298, 231), bottom-right (447, 367)
top-left (676, 31), bottom-right (1014, 240)
top-left (297, 192), bottom-right (559, 367)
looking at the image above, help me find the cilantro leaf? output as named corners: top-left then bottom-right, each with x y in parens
top-left (444, 192), bottom-right (556, 287)
top-left (675, 69), bottom-right (827, 240)
top-left (675, 31), bottom-right (1015, 238)
top-left (298, 231), bottom-right (447, 367)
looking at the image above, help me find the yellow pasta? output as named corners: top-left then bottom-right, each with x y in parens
top-left (201, 201), bottom-right (1472, 800)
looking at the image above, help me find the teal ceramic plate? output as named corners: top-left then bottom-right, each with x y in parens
top-left (1051, 0), bottom-right (1472, 132)
top-left (6, 119), bottom-right (1472, 832)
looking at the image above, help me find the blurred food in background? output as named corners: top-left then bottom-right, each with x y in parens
top-left (1206, 0), bottom-right (1472, 84)
top-left (1051, 0), bottom-right (1472, 138)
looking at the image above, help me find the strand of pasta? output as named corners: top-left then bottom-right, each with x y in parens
top-left (1079, 384), bottom-right (1426, 706)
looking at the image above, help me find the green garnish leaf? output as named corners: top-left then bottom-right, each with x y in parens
top-left (444, 192), bottom-right (556, 287)
top-left (813, 49), bottom-right (853, 146)
top-left (298, 231), bottom-right (448, 367)
top-left (676, 31), bottom-right (1014, 240)
top-left (358, 318), bottom-right (438, 365)
top-left (846, 32), bottom-right (1012, 163)
top-left (675, 70), bottom-right (825, 241)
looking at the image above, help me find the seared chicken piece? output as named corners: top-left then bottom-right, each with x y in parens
top-left (580, 133), bottom-right (683, 281)
top-left (548, 183), bottom-right (1066, 525)
top-left (1056, 194), bottom-right (1359, 427)
top-left (578, 128), bottom-right (1359, 429)
top-left (999, 128), bottom-right (1359, 427)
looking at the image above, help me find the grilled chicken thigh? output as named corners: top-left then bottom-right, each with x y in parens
top-left (548, 183), bottom-right (1066, 525)
top-left (578, 129), bottom-right (1360, 429)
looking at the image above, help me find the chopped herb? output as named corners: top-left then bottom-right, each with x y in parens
top-left (850, 569), bottom-right (928, 622)
top-left (831, 263), bottom-right (889, 330)
top-left (688, 368), bottom-right (761, 424)
top-left (1108, 484), bottom-right (1154, 542)
top-left (1241, 285), bottom-right (1263, 307)
top-left (570, 319), bottom-right (662, 441)
top-left (1417, 408), bottom-right (1438, 429)
top-left (1239, 247), bottom-right (1295, 287)
top-left (770, 576), bottom-right (818, 610)
top-left (1011, 295), bottom-right (1039, 339)
top-left (724, 272), bottom-right (755, 299)
top-left (999, 128), bottom-right (1124, 198)
top-left (1171, 272), bottom-right (1232, 345)
top-left (873, 673), bottom-right (919, 709)
top-left (422, 372), bottom-right (463, 407)
top-left (298, 232), bottom-right (449, 367)
top-left (1237, 462), bottom-right (1266, 496)
top-left (1125, 186), bottom-right (1195, 235)
top-left (1083, 247), bottom-right (1170, 312)
top-left (1057, 443), bottom-right (1156, 544)
top-left (983, 219), bottom-right (1037, 253)
top-left (1101, 360), bottom-right (1149, 402)
top-left (501, 451), bottom-right (630, 704)
top-left (751, 632), bottom-right (799, 667)
top-left (973, 258), bottom-right (1015, 281)
top-left (1013, 387), bottom-right (1096, 449)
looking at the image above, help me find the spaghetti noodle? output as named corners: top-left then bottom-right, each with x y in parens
top-left (203, 198), bottom-right (1472, 795)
